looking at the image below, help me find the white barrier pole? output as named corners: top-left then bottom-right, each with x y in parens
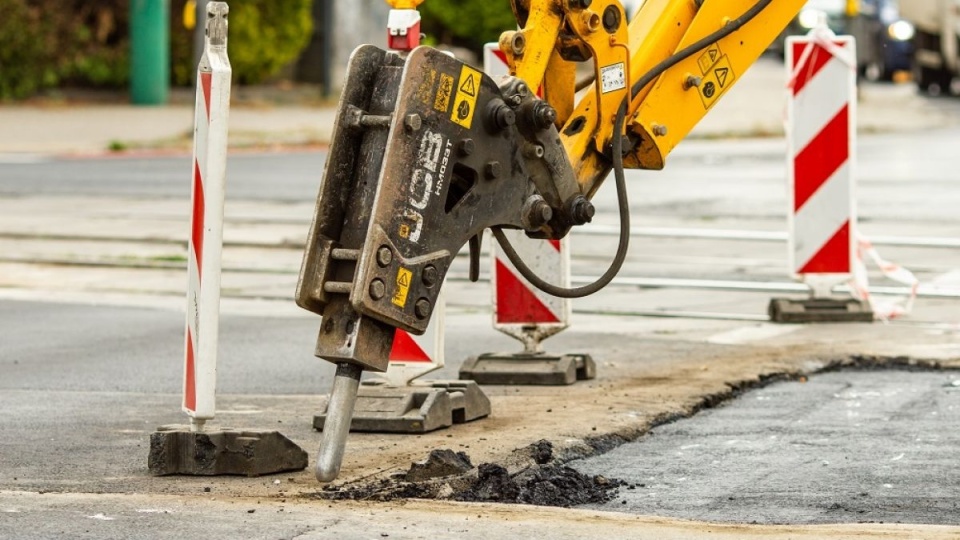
top-left (183, 2), bottom-right (231, 431)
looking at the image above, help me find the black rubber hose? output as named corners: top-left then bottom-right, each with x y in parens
top-left (493, 0), bottom-right (774, 299)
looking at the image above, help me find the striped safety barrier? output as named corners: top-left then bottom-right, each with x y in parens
top-left (183, 3), bottom-right (231, 427)
top-left (786, 30), bottom-right (857, 287)
top-left (456, 44), bottom-right (593, 385)
top-left (483, 43), bottom-right (571, 348)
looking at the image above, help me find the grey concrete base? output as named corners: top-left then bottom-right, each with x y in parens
top-left (769, 298), bottom-right (873, 323)
top-left (313, 380), bottom-right (490, 434)
top-left (148, 425), bottom-right (308, 477)
top-left (460, 353), bottom-right (596, 385)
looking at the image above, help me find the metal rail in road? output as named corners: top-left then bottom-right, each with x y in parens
top-left (568, 275), bottom-right (960, 299)
top-left (575, 226), bottom-right (960, 249)
top-left (444, 273), bottom-right (960, 299)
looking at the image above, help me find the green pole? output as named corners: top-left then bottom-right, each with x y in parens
top-left (130, 0), bottom-right (170, 105)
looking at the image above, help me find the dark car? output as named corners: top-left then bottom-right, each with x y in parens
top-left (851, 0), bottom-right (914, 80)
top-left (770, 0), bottom-right (914, 81)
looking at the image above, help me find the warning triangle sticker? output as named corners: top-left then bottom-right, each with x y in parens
top-left (460, 74), bottom-right (477, 97)
top-left (398, 272), bottom-right (410, 287)
top-left (495, 260), bottom-right (560, 324)
top-left (716, 67), bottom-right (729, 87)
top-left (709, 48), bottom-right (718, 63)
top-left (389, 330), bottom-right (432, 363)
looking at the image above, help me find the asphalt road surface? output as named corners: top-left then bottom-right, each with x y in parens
top-left (1, 112), bottom-right (958, 536)
top-left (574, 369), bottom-right (960, 525)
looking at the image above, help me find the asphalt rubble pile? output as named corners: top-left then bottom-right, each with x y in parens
top-left (314, 441), bottom-right (623, 508)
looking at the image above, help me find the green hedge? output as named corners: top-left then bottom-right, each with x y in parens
top-left (0, 0), bottom-right (313, 100)
top-left (171, 0), bottom-right (313, 86)
top-left (419, 0), bottom-right (516, 54)
top-left (0, 0), bottom-right (56, 99)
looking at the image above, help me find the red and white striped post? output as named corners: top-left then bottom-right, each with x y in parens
top-left (771, 27), bottom-right (871, 322)
top-left (183, 2), bottom-right (231, 430)
top-left (458, 44), bottom-right (594, 384)
top-left (150, 3), bottom-right (307, 478)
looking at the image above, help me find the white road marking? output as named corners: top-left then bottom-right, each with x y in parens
top-left (0, 153), bottom-right (49, 164)
top-left (707, 324), bottom-right (802, 345)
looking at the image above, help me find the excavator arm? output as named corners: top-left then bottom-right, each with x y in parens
top-left (296, 0), bottom-right (805, 482)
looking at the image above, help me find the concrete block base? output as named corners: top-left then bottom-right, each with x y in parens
top-left (769, 298), bottom-right (874, 323)
top-left (459, 353), bottom-right (596, 385)
top-left (313, 380), bottom-right (490, 434)
top-left (148, 425), bottom-right (308, 477)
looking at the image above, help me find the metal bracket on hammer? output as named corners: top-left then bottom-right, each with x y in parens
top-left (313, 380), bottom-right (490, 434)
top-left (769, 297), bottom-right (873, 323)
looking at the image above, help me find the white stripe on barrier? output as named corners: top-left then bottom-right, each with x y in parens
top-left (792, 56), bottom-right (850, 152)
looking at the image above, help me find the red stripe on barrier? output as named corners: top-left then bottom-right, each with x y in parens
top-left (548, 239), bottom-right (560, 251)
top-left (191, 160), bottom-right (205, 277)
top-left (800, 220), bottom-right (850, 273)
top-left (794, 105), bottom-right (848, 211)
top-left (791, 42), bottom-right (838, 95)
top-left (184, 329), bottom-right (197, 411)
top-left (389, 330), bottom-right (432, 363)
top-left (495, 259), bottom-right (560, 323)
top-left (200, 72), bottom-right (213, 122)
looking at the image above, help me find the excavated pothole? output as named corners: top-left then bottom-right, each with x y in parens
top-left (305, 355), bottom-right (959, 508)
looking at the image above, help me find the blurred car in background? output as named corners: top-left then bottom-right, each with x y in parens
top-left (900, 0), bottom-right (960, 95)
top-left (769, 0), bottom-right (914, 82)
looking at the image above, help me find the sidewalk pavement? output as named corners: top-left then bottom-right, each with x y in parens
top-left (0, 104), bottom-right (337, 155)
top-left (2, 58), bottom-right (958, 155)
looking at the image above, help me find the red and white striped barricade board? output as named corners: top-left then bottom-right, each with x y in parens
top-left (770, 31), bottom-right (872, 322)
top-left (456, 44), bottom-right (594, 385)
top-left (483, 42), bottom-right (571, 346)
top-left (786, 32), bottom-right (856, 286)
top-left (492, 235), bottom-right (571, 346)
top-left (183, 4), bottom-right (232, 424)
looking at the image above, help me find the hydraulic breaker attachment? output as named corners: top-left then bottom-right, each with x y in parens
top-left (296, 45), bottom-right (589, 481)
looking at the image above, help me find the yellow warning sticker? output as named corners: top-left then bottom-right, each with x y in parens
top-left (697, 43), bottom-right (723, 75)
top-left (450, 65), bottom-right (481, 129)
top-left (434, 73), bottom-right (454, 113)
top-left (698, 55), bottom-right (735, 110)
top-left (392, 267), bottom-right (413, 308)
